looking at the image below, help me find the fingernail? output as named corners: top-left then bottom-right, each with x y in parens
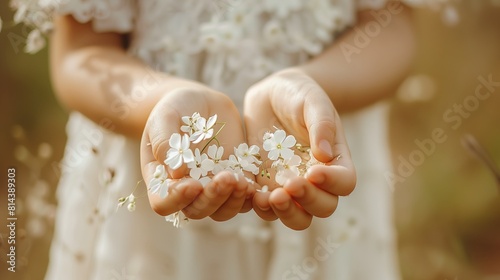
top-left (259, 205), bottom-right (271, 211)
top-left (319, 139), bottom-right (333, 158)
top-left (290, 186), bottom-right (305, 198)
top-left (257, 199), bottom-right (270, 211)
top-left (274, 199), bottom-right (290, 211)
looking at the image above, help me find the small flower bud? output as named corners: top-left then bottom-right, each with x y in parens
top-left (127, 202), bottom-right (136, 212)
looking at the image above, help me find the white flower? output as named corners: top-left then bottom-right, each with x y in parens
top-left (149, 165), bottom-right (172, 198)
top-left (263, 131), bottom-right (273, 141)
top-left (165, 133), bottom-right (194, 170)
top-left (263, 129), bottom-right (296, 160)
top-left (257, 185), bottom-right (269, 193)
top-left (263, 21), bottom-right (285, 44)
top-left (273, 155), bottom-right (302, 185)
top-left (25, 29), bottom-right (46, 54)
top-left (206, 145), bottom-right (226, 174)
top-left (199, 176), bottom-right (212, 187)
top-left (187, 148), bottom-right (214, 180)
top-left (242, 161), bottom-right (260, 175)
top-left (234, 143), bottom-right (261, 165)
top-left (181, 112), bottom-right (201, 135)
top-left (200, 22), bottom-right (222, 51)
top-left (396, 74), bottom-right (436, 103)
top-left (27, 218), bottom-right (46, 238)
top-left (190, 114), bottom-right (217, 143)
top-left (199, 22), bottom-right (241, 51)
top-left (264, 0), bottom-right (303, 18)
top-left (226, 155), bottom-right (259, 176)
top-left (127, 202), bottom-right (136, 212)
top-left (127, 193), bottom-right (136, 203)
top-left (38, 142), bottom-right (53, 159)
top-left (13, 3), bottom-right (28, 24)
top-left (226, 155), bottom-right (243, 175)
top-left (165, 211), bottom-right (189, 228)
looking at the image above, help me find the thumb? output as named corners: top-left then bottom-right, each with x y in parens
top-left (303, 90), bottom-right (338, 163)
top-left (141, 97), bottom-right (189, 180)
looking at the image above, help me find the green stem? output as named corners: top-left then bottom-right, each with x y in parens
top-left (201, 122), bottom-right (226, 153)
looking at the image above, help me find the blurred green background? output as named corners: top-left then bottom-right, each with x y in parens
top-left (1, 1), bottom-right (499, 280)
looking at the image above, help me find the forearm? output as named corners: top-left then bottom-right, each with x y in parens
top-left (50, 16), bottom-right (206, 138)
top-left (298, 4), bottom-right (416, 112)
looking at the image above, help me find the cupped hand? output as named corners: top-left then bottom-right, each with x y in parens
top-left (244, 68), bottom-right (356, 230)
top-left (141, 87), bottom-right (255, 222)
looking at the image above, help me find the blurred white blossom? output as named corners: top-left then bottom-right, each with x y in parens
top-left (25, 29), bottom-right (46, 54)
top-left (38, 142), bottom-right (53, 159)
top-left (397, 74), bottom-right (437, 103)
top-left (187, 148), bottom-right (214, 180)
top-left (149, 165), bottom-right (171, 198)
top-left (14, 145), bottom-right (30, 162)
top-left (165, 133), bottom-right (194, 170)
top-left (442, 5), bottom-right (460, 26)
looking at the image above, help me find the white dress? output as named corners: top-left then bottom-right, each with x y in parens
top-left (34, 0), bottom-right (400, 279)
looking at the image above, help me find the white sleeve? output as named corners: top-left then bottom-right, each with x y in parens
top-left (356, 0), bottom-right (390, 10)
top-left (55, 0), bottom-right (135, 33)
top-left (12, 0), bottom-right (135, 34)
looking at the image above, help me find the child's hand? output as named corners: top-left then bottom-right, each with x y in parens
top-left (141, 87), bottom-right (255, 222)
top-left (244, 68), bottom-right (356, 230)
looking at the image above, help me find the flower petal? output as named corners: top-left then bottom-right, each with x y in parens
top-left (199, 177), bottom-right (212, 187)
top-left (268, 149), bottom-right (279, 160)
top-left (274, 130), bottom-right (286, 142)
top-left (207, 114), bottom-right (217, 128)
top-left (181, 134), bottom-right (191, 150)
top-left (216, 146), bottom-right (224, 159)
top-left (190, 168), bottom-right (202, 180)
top-left (169, 133), bottom-right (181, 149)
top-left (208, 145), bottom-right (217, 158)
top-left (263, 139), bottom-right (274, 152)
top-left (289, 155), bottom-right (302, 166)
top-left (282, 135), bottom-right (297, 148)
top-left (190, 131), bottom-right (205, 144)
top-left (280, 148), bottom-right (294, 160)
top-left (201, 159), bottom-right (215, 172)
top-left (204, 129), bottom-right (214, 140)
top-left (166, 155), bottom-right (183, 170)
top-left (160, 180), bottom-right (171, 198)
top-left (183, 149), bottom-right (194, 163)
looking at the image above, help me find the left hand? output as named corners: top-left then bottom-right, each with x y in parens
top-left (243, 68), bottom-right (356, 230)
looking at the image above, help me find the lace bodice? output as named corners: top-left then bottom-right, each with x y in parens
top-left (13, 0), bottom-right (399, 107)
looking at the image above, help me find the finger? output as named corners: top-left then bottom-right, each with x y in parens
top-left (269, 188), bottom-right (313, 230)
top-left (210, 174), bottom-right (249, 221)
top-left (240, 181), bottom-right (258, 213)
top-left (252, 191), bottom-right (278, 221)
top-left (302, 87), bottom-right (339, 163)
top-left (240, 199), bottom-right (253, 213)
top-left (305, 164), bottom-right (356, 196)
top-left (141, 123), bottom-right (204, 216)
top-left (146, 174), bottom-right (203, 216)
top-left (183, 171), bottom-right (239, 219)
top-left (284, 176), bottom-right (339, 218)
top-left (141, 93), bottom-right (193, 179)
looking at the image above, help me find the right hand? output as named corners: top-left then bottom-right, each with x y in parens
top-left (140, 87), bottom-right (255, 221)
top-left (243, 68), bottom-right (356, 230)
